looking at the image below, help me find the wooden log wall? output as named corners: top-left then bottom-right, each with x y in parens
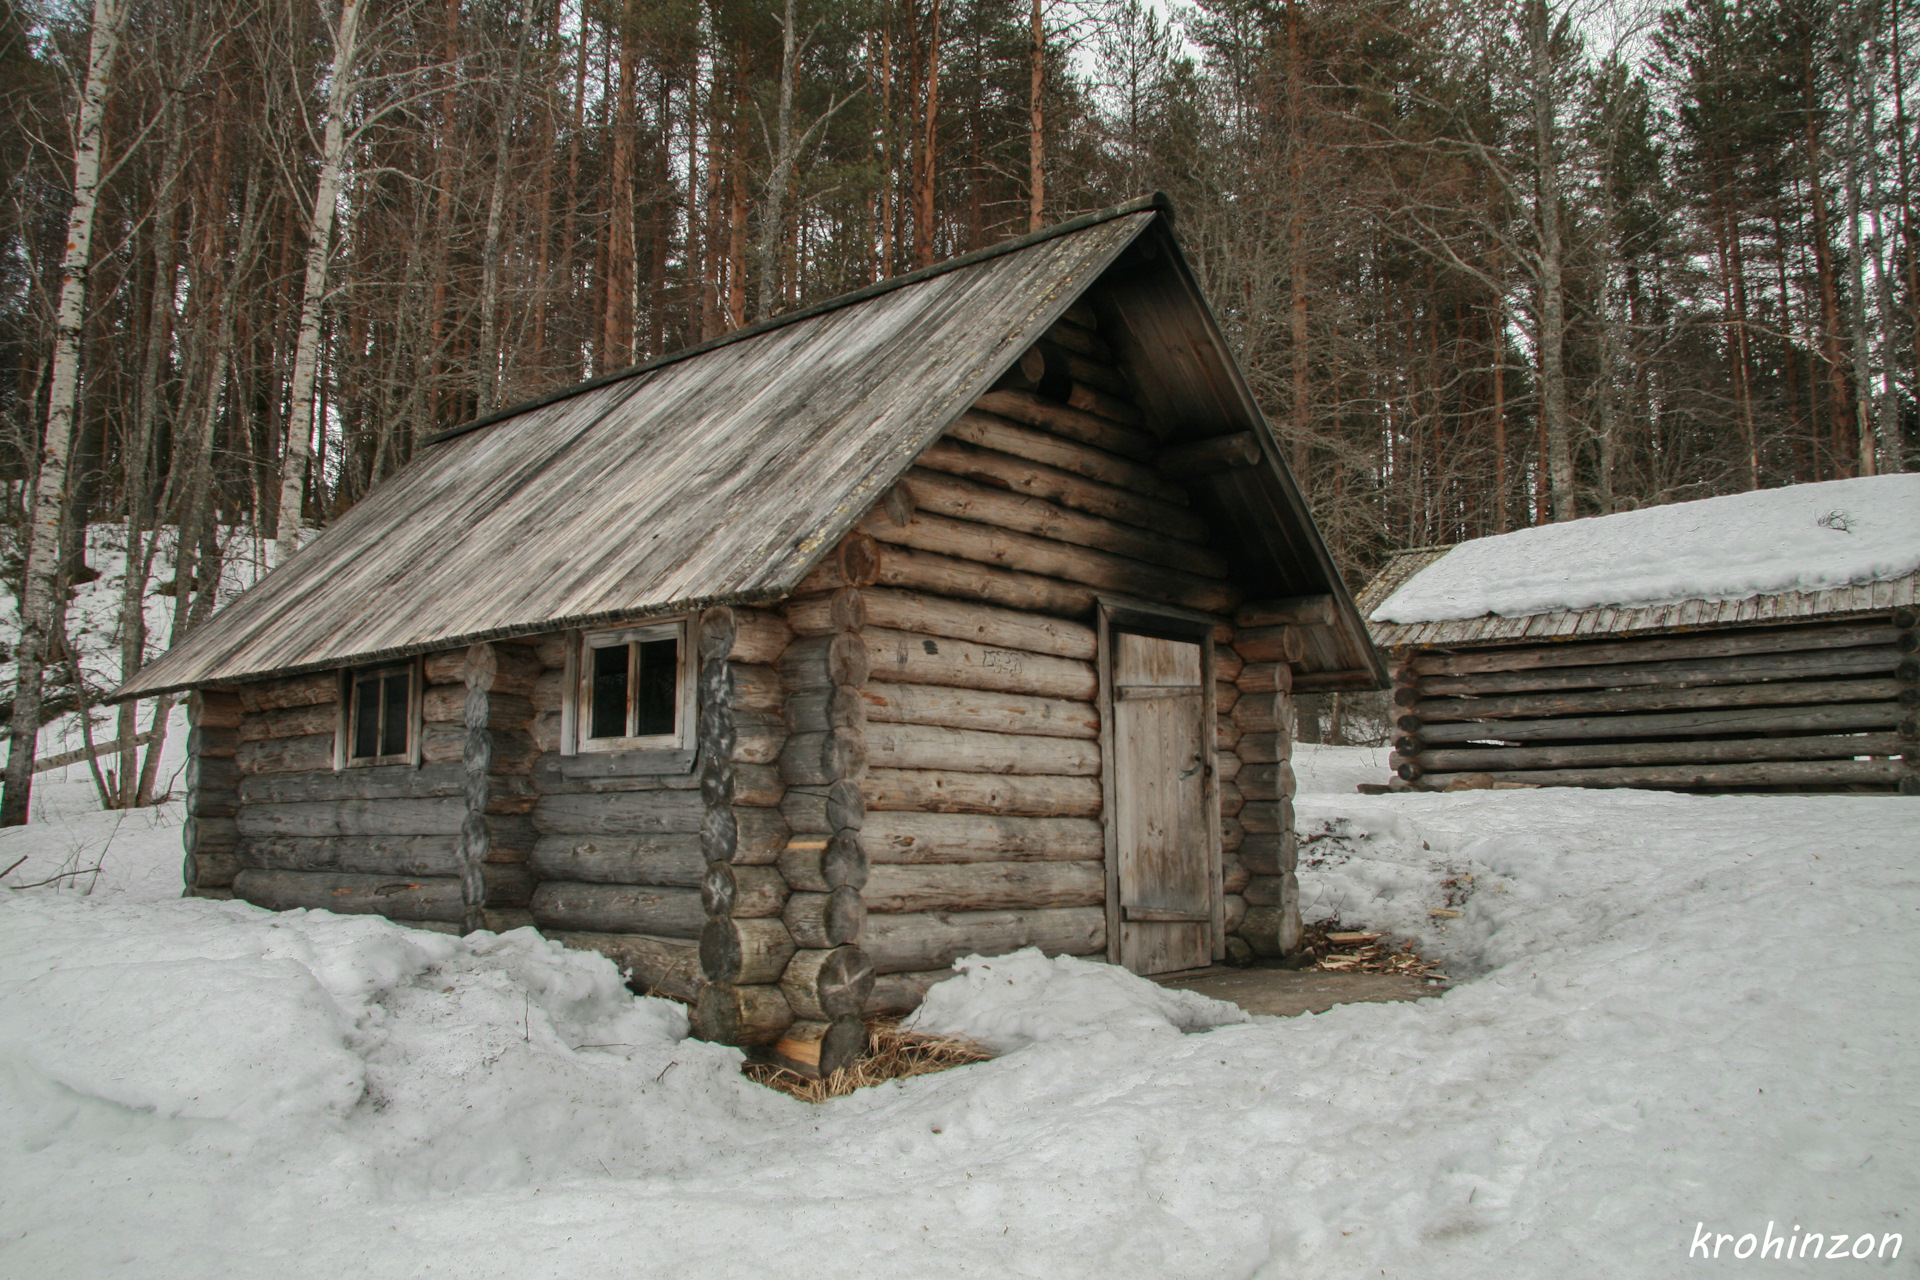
top-left (219, 655), bottom-right (540, 933)
top-left (1224, 647), bottom-right (1301, 956)
top-left (794, 301), bottom-right (1281, 1014)
top-left (1388, 610), bottom-right (1920, 794)
top-left (183, 688), bottom-right (242, 898)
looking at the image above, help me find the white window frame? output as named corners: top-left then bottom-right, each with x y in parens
top-left (336, 659), bottom-right (423, 770)
top-left (568, 619), bottom-right (696, 757)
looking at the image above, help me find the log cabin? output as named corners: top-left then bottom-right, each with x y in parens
top-left (1361, 476), bottom-right (1920, 795)
top-left (113, 194), bottom-right (1385, 1076)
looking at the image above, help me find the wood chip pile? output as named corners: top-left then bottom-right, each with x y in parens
top-left (1297, 919), bottom-right (1449, 981)
top-left (745, 1019), bottom-right (994, 1102)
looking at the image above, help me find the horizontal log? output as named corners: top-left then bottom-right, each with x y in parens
top-left (916, 438), bottom-right (1207, 541)
top-left (702, 862), bottom-right (790, 918)
top-left (944, 410), bottom-right (1188, 503)
top-left (863, 510), bottom-right (1240, 616)
top-left (1409, 621), bottom-right (1902, 677)
top-left (1233, 626), bottom-right (1307, 665)
top-left (862, 906), bottom-right (1107, 974)
top-left (233, 869), bottom-right (462, 922)
top-left (1236, 733), bottom-right (1292, 764)
top-left (865, 627), bottom-right (1096, 700)
top-left (1238, 831), bottom-right (1299, 876)
top-left (863, 860), bottom-right (1106, 913)
top-left (779, 779), bottom-right (865, 834)
top-left (858, 586), bottom-right (1098, 659)
top-left (732, 662), bottom-right (783, 713)
top-left (794, 543), bottom-right (1099, 619)
top-left (1231, 691), bottom-right (1295, 734)
top-left (1414, 647), bottom-right (1902, 698)
top-left (238, 702), bottom-right (337, 743)
top-left (1240, 801), bottom-right (1295, 834)
top-left (1237, 763), bottom-right (1297, 800)
top-left (1406, 700), bottom-right (1907, 746)
top-left (184, 815), bottom-right (237, 856)
top-left (864, 768), bottom-right (1103, 817)
top-left (778, 633), bottom-right (871, 691)
top-left (1068, 380), bottom-right (1140, 427)
top-left (420, 721), bottom-right (538, 776)
top-left (697, 805), bottom-right (791, 867)
top-left (1218, 780), bottom-right (1243, 818)
top-left (1237, 596), bottom-right (1336, 628)
top-left (779, 728), bottom-right (867, 786)
top-left (865, 722), bottom-right (1100, 776)
top-left (234, 797), bottom-right (477, 838)
top-left (1411, 758), bottom-right (1913, 791)
top-left (1213, 648), bottom-right (1244, 683)
top-left (692, 982), bottom-right (793, 1046)
top-left (863, 969), bottom-right (953, 1017)
top-left (728, 607), bottom-right (792, 666)
top-left (861, 680), bottom-right (1098, 741)
top-left (1222, 853), bottom-right (1250, 896)
top-left (777, 831), bottom-right (869, 891)
top-left (552, 932), bottom-right (701, 1002)
top-left (904, 468), bottom-right (1227, 577)
top-left (1223, 894), bottom-right (1248, 935)
top-left (1215, 720), bottom-right (1242, 752)
top-left (192, 853), bottom-right (239, 888)
top-left (529, 881), bottom-right (705, 938)
top-left (530, 752), bottom-right (702, 792)
top-left (1407, 677), bottom-right (1907, 722)
top-left (1236, 662), bottom-right (1293, 694)
top-left (237, 834), bottom-right (460, 875)
top-left (972, 388), bottom-right (1155, 460)
top-left (699, 916), bottom-right (797, 985)
top-left (528, 832), bottom-right (704, 885)
top-left (784, 886), bottom-right (866, 948)
top-left (1212, 682), bottom-right (1241, 716)
top-left (1404, 732), bottom-right (1907, 776)
top-left (237, 673), bottom-right (336, 713)
top-left (859, 811), bottom-right (1104, 863)
top-left (1155, 432), bottom-right (1260, 477)
top-left (423, 687), bottom-right (533, 729)
top-left (1290, 669), bottom-right (1381, 694)
top-left (236, 734), bottom-right (335, 775)
top-left (190, 690), bottom-right (243, 729)
top-left (532, 789), bottom-right (703, 835)
top-left (783, 685), bottom-right (868, 735)
top-left (732, 720), bottom-right (786, 766)
top-left (1214, 749), bottom-right (1242, 783)
top-left (424, 644), bottom-right (542, 696)
top-left (784, 589), bottom-right (867, 638)
top-left (780, 946), bottom-right (875, 1021)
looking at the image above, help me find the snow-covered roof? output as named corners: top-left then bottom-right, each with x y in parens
top-left (1367, 475), bottom-right (1920, 648)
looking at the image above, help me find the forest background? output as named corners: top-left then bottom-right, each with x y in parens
top-left (0, 0), bottom-right (1914, 814)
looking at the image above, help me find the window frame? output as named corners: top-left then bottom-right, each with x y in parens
top-left (568, 618), bottom-right (696, 759)
top-left (336, 658), bottom-right (423, 770)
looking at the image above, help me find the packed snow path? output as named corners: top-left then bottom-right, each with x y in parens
top-left (1, 748), bottom-right (1913, 1277)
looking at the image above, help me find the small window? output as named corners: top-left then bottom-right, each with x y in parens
top-left (575, 621), bottom-right (691, 753)
top-left (346, 664), bottom-right (416, 765)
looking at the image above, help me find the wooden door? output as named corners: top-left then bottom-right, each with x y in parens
top-left (1111, 631), bottom-right (1214, 974)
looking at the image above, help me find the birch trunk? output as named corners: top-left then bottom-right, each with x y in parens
top-left (1526, 0), bottom-right (1574, 522)
top-left (2, 0), bottom-right (126, 827)
top-left (274, 0), bottom-right (365, 566)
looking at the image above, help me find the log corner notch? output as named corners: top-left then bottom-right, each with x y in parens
top-left (1226, 636), bottom-right (1301, 957)
top-left (183, 687), bottom-right (243, 898)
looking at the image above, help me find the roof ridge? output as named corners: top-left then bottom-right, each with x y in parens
top-left (424, 192), bottom-right (1172, 449)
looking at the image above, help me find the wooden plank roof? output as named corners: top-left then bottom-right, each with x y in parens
top-left (1363, 549), bottom-right (1919, 652)
top-left (119, 195), bottom-right (1386, 698)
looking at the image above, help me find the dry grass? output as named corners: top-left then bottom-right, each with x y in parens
top-left (744, 1019), bottom-right (994, 1102)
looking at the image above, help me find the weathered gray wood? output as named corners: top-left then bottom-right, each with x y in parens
top-left (1235, 661), bottom-right (1293, 695)
top-left (1155, 431), bottom-right (1260, 477)
top-left (1237, 762), bottom-right (1297, 800)
top-left (1236, 596), bottom-right (1336, 628)
top-left (784, 588), bottom-right (867, 638)
top-left (863, 969), bottom-right (954, 1016)
top-left (783, 886), bottom-right (865, 948)
top-left (1402, 731), bottom-right (1907, 776)
top-left (529, 832), bottom-right (704, 885)
top-left (532, 789), bottom-right (704, 835)
top-left (1410, 759), bottom-right (1911, 790)
top-left (699, 916), bottom-right (798, 984)
top-left (237, 834), bottom-right (461, 875)
top-left (776, 831), bottom-right (869, 891)
top-left (692, 982), bottom-right (793, 1046)
top-left (186, 755), bottom-right (238, 795)
top-left (553, 931), bottom-right (702, 1002)
top-left (529, 881), bottom-right (705, 937)
top-left (783, 685), bottom-right (868, 735)
top-left (1405, 700), bottom-right (1907, 746)
top-left (863, 860), bottom-right (1105, 913)
top-left (864, 768), bottom-right (1103, 817)
top-left (916, 438), bottom-right (1207, 541)
top-left (865, 722), bottom-right (1100, 775)
top-left (780, 946), bottom-right (875, 1021)
top-left (235, 734), bottom-right (335, 775)
top-left (184, 815), bottom-right (238, 856)
top-left (237, 673), bottom-right (335, 713)
top-left (972, 388), bottom-right (1156, 460)
top-left (794, 542), bottom-right (1098, 618)
top-left (1233, 625), bottom-right (1307, 665)
top-left (1235, 732), bottom-right (1292, 764)
top-left (192, 853), bottom-right (240, 888)
top-left (1409, 621), bottom-right (1902, 677)
top-left (701, 862), bottom-right (789, 917)
top-left (699, 803), bottom-right (790, 865)
top-left (780, 779), bottom-right (867, 833)
top-left (233, 869), bottom-right (464, 922)
top-left (778, 633), bottom-right (872, 691)
top-left (779, 728), bottom-right (867, 785)
top-left (903, 468), bottom-right (1228, 577)
top-left (728, 607), bottom-right (792, 665)
top-left (238, 702), bottom-right (337, 742)
top-left (865, 626), bottom-right (1097, 700)
top-left (1231, 690), bottom-right (1296, 734)
top-left (190, 689), bottom-right (244, 729)
top-left (1413, 647), bottom-right (1901, 698)
top-left (1112, 632), bottom-right (1211, 975)
top-left (857, 587), bottom-right (1099, 659)
top-left (236, 797), bottom-right (469, 837)
top-left (859, 810), bottom-right (1104, 863)
top-left (1238, 831), bottom-right (1298, 875)
top-left (425, 643), bottom-right (542, 695)
top-left (732, 662), bottom-right (783, 713)
top-left (860, 679), bottom-right (1098, 741)
top-left (861, 510), bottom-right (1241, 616)
top-left (862, 906), bottom-right (1106, 974)
top-left (1406, 677), bottom-right (1906, 722)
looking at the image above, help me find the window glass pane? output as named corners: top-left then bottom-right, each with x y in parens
top-left (589, 643), bottom-right (629, 738)
top-left (634, 637), bottom-right (678, 737)
top-left (352, 677), bottom-right (380, 758)
top-left (381, 672), bottom-right (410, 756)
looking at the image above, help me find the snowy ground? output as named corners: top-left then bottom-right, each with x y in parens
top-left (2, 741), bottom-right (1912, 1275)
